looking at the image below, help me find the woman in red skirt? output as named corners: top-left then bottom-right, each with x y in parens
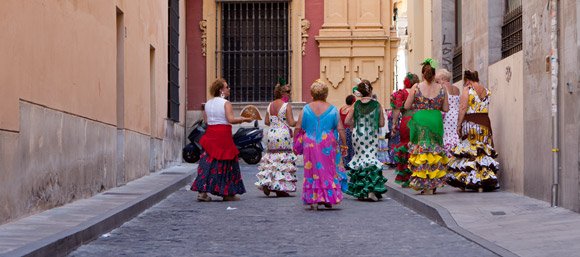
top-left (191, 79), bottom-right (253, 202)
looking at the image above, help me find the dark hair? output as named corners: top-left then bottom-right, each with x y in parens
top-left (422, 64), bottom-right (436, 83)
top-left (345, 95), bottom-right (356, 105)
top-left (210, 78), bottom-right (227, 97)
top-left (410, 73), bottom-right (420, 86)
top-left (356, 79), bottom-right (373, 97)
top-left (464, 70), bottom-right (480, 82)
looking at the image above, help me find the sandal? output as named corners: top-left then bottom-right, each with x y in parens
top-left (275, 191), bottom-right (290, 197)
top-left (263, 187), bottom-right (271, 196)
top-left (197, 193), bottom-right (212, 202)
top-left (223, 195), bottom-right (240, 201)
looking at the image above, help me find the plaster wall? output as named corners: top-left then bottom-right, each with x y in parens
top-left (488, 52), bottom-right (524, 194)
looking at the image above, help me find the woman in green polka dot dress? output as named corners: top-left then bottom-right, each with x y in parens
top-left (344, 80), bottom-right (388, 201)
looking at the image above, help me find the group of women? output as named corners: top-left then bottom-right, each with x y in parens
top-left (390, 59), bottom-right (500, 194)
top-left (190, 57), bottom-right (500, 208)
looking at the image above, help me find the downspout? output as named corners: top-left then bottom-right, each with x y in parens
top-left (549, 0), bottom-right (560, 207)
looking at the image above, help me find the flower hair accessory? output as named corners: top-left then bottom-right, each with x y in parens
top-left (277, 77), bottom-right (287, 86)
top-left (421, 58), bottom-right (438, 69)
top-left (403, 72), bottom-right (414, 88)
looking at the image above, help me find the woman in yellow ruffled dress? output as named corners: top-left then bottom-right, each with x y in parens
top-left (447, 70), bottom-right (499, 192)
top-left (404, 59), bottom-right (449, 194)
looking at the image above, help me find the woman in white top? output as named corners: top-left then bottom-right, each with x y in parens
top-left (436, 69), bottom-right (460, 157)
top-left (190, 79), bottom-right (253, 202)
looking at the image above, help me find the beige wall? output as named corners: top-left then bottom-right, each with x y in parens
top-left (442, 0), bottom-right (580, 212)
top-left (0, 0), bottom-right (186, 224)
top-left (317, 0), bottom-right (400, 107)
top-left (406, 0), bottom-right (432, 76)
top-left (488, 52), bottom-right (524, 194)
top-left (0, 0), bottom-right (185, 136)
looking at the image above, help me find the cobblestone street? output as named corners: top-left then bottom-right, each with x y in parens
top-left (69, 164), bottom-right (497, 257)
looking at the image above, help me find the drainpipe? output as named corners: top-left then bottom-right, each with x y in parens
top-left (549, 0), bottom-right (560, 207)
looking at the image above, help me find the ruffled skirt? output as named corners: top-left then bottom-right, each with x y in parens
top-left (407, 110), bottom-right (448, 191)
top-left (191, 125), bottom-right (246, 196)
top-left (447, 121), bottom-right (500, 191)
top-left (377, 137), bottom-right (390, 164)
top-left (346, 165), bottom-right (388, 199)
top-left (191, 152), bottom-right (246, 196)
top-left (255, 151), bottom-right (298, 192)
top-left (394, 116), bottom-right (412, 187)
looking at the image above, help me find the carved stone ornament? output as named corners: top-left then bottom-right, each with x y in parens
top-left (301, 19), bottom-right (310, 56)
top-left (200, 20), bottom-right (207, 56)
top-left (322, 60), bottom-right (347, 89)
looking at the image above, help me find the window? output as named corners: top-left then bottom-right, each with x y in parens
top-left (501, 0), bottom-right (522, 58)
top-left (452, 47), bottom-right (463, 83)
top-left (168, 0), bottom-right (180, 122)
top-left (218, 0), bottom-right (291, 102)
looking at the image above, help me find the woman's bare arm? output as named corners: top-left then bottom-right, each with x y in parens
top-left (378, 103), bottom-right (385, 128)
top-left (264, 111), bottom-right (271, 126)
top-left (285, 104), bottom-right (297, 127)
top-left (294, 111), bottom-right (303, 137)
top-left (404, 84), bottom-right (418, 110)
top-left (456, 87), bottom-right (470, 135)
top-left (442, 86), bottom-right (450, 112)
top-left (225, 102), bottom-right (252, 124)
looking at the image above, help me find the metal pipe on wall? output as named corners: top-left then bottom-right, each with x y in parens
top-left (549, 0), bottom-right (560, 207)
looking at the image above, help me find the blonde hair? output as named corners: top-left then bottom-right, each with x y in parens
top-left (436, 69), bottom-right (452, 82)
top-left (310, 80), bottom-right (328, 101)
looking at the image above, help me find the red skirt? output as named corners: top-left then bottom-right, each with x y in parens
top-left (200, 124), bottom-right (239, 160)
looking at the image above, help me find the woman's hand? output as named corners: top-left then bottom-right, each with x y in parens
top-left (340, 145), bottom-right (348, 156)
top-left (456, 125), bottom-right (462, 138)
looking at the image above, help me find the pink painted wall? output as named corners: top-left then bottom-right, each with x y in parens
top-left (302, 0), bottom-right (324, 102)
top-left (186, 0), bottom-right (206, 110)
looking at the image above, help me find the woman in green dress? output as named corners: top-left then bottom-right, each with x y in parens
top-left (344, 79), bottom-right (388, 201)
top-left (404, 59), bottom-right (450, 194)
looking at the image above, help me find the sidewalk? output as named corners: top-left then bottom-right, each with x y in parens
top-left (0, 164), bottom-right (196, 257)
top-left (384, 170), bottom-right (580, 257)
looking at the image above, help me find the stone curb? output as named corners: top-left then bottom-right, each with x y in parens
top-left (1, 166), bottom-right (195, 257)
top-left (386, 183), bottom-right (520, 257)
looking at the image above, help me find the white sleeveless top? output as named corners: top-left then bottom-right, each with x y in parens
top-left (205, 97), bottom-right (229, 125)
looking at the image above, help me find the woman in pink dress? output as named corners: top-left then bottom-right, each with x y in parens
top-left (294, 80), bottom-right (348, 209)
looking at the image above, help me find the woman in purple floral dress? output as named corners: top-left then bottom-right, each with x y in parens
top-left (294, 80), bottom-right (348, 209)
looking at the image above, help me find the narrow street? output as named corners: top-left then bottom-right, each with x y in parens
top-left (69, 164), bottom-right (496, 257)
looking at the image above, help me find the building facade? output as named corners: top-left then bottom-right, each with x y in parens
top-left (432, 0), bottom-right (580, 212)
top-left (0, 0), bottom-right (187, 224)
top-left (186, 0), bottom-right (400, 123)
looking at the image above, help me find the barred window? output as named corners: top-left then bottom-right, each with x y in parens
top-left (501, 0), bottom-right (522, 59)
top-left (168, 0), bottom-right (180, 122)
top-left (217, 0), bottom-right (291, 103)
top-left (452, 47), bottom-right (463, 83)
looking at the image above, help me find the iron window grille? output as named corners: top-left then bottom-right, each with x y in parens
top-left (168, 0), bottom-right (180, 122)
top-left (217, 0), bottom-right (291, 103)
top-left (452, 46), bottom-right (463, 83)
top-left (501, 3), bottom-right (522, 59)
